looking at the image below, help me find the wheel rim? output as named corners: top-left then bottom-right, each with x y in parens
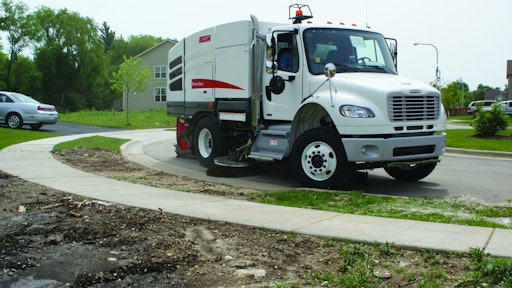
top-left (300, 141), bottom-right (337, 181)
top-left (8, 115), bottom-right (21, 128)
top-left (197, 128), bottom-right (213, 158)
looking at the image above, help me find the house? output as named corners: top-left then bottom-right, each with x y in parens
top-left (484, 90), bottom-right (507, 101)
top-left (123, 39), bottom-right (176, 111)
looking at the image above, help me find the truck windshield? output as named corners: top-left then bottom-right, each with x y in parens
top-left (303, 28), bottom-right (397, 75)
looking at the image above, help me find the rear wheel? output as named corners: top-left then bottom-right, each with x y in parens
top-left (384, 159), bottom-right (438, 182)
top-left (290, 127), bottom-right (354, 190)
top-left (30, 124), bottom-right (43, 130)
top-left (7, 113), bottom-right (23, 129)
top-left (193, 117), bottom-right (227, 167)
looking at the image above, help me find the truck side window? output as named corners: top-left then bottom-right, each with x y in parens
top-left (276, 33), bottom-right (298, 73)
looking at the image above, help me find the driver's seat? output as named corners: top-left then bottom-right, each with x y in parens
top-left (325, 50), bottom-right (347, 65)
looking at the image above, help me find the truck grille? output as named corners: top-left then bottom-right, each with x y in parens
top-left (388, 95), bottom-right (440, 122)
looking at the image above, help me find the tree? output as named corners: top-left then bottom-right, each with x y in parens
top-left (440, 81), bottom-right (468, 108)
top-left (0, 0), bottom-right (30, 90)
top-left (473, 84), bottom-right (499, 101)
top-left (29, 6), bottom-right (109, 111)
top-left (111, 55), bottom-right (151, 125)
top-left (99, 21), bottom-right (115, 53)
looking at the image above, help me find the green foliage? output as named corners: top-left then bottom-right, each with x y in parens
top-left (462, 248), bottom-right (512, 286)
top-left (111, 56), bottom-right (152, 125)
top-left (473, 84), bottom-right (501, 101)
top-left (100, 21), bottom-right (115, 53)
top-left (111, 55), bottom-right (151, 95)
top-left (440, 81), bottom-right (470, 108)
top-left (1, 0), bottom-right (31, 91)
top-left (472, 104), bottom-right (510, 136)
top-left (53, 135), bottom-right (129, 152)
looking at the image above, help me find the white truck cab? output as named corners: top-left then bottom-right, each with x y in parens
top-left (167, 4), bottom-right (446, 189)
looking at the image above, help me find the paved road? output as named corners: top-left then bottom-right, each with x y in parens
top-left (143, 137), bottom-right (512, 205)
top-left (43, 122), bottom-right (126, 135)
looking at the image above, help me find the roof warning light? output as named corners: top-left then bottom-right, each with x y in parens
top-left (289, 4), bottom-right (313, 24)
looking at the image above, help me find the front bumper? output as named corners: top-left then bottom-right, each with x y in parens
top-left (342, 133), bottom-right (446, 162)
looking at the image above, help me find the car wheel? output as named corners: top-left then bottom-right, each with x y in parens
top-left (30, 124), bottom-right (43, 130)
top-left (193, 117), bottom-right (227, 168)
top-left (290, 127), bottom-right (355, 190)
top-left (384, 159), bottom-right (438, 182)
top-left (7, 113), bottom-right (23, 129)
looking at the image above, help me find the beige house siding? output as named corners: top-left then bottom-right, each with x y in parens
top-left (123, 39), bottom-right (176, 111)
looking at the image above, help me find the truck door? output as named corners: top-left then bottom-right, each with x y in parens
top-left (262, 31), bottom-right (304, 121)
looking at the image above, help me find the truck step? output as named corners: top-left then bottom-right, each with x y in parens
top-left (250, 124), bottom-right (291, 160)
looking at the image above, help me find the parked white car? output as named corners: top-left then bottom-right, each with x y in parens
top-left (499, 100), bottom-right (512, 116)
top-left (467, 100), bottom-right (496, 115)
top-left (0, 91), bottom-right (58, 129)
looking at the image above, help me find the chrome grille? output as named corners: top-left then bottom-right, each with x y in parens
top-left (388, 95), bottom-right (440, 121)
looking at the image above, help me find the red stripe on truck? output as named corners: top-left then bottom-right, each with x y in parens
top-left (191, 79), bottom-right (244, 90)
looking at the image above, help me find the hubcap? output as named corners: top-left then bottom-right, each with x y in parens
top-left (8, 115), bottom-right (20, 128)
top-left (301, 141), bottom-right (337, 181)
top-left (197, 128), bottom-right (212, 158)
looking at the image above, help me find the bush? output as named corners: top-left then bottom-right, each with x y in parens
top-left (472, 104), bottom-right (509, 136)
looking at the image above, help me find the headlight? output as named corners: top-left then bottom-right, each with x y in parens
top-left (340, 105), bottom-right (375, 118)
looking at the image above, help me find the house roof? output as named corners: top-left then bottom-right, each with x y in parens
top-left (135, 39), bottom-right (177, 58)
top-left (484, 90), bottom-right (507, 101)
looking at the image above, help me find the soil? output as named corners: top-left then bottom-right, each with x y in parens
top-left (0, 148), bottom-right (482, 287)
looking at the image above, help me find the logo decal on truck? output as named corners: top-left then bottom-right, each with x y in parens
top-left (191, 79), bottom-right (244, 90)
top-left (199, 35), bottom-right (211, 43)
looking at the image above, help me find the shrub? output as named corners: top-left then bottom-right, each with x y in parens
top-left (472, 104), bottom-right (509, 136)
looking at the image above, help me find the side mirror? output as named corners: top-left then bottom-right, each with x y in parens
top-left (324, 63), bottom-right (336, 79)
top-left (386, 38), bottom-right (398, 69)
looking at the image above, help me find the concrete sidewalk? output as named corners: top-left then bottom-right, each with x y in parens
top-left (0, 129), bottom-right (510, 257)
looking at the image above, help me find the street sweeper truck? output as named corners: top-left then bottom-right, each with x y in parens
top-left (167, 4), bottom-right (446, 189)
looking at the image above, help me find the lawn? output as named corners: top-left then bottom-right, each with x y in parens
top-left (0, 127), bottom-right (62, 149)
top-left (58, 109), bottom-right (176, 129)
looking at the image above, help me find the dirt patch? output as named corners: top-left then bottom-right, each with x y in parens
top-left (0, 148), bottom-right (485, 287)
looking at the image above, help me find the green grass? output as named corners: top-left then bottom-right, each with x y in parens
top-left (53, 135), bottom-right (130, 152)
top-left (59, 109), bottom-right (176, 129)
top-left (252, 190), bottom-right (512, 229)
top-left (446, 129), bottom-right (512, 152)
top-left (0, 128), bottom-right (62, 149)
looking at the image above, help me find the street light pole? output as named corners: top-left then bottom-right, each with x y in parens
top-left (414, 42), bottom-right (440, 88)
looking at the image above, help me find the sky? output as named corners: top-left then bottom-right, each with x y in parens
top-left (9, 0), bottom-right (512, 90)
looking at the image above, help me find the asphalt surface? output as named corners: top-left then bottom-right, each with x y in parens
top-left (1, 128), bottom-right (511, 257)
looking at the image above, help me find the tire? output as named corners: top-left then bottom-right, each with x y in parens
top-left (7, 113), bottom-right (23, 129)
top-left (384, 159), bottom-right (438, 182)
top-left (30, 124), bottom-right (43, 130)
top-left (193, 117), bottom-right (227, 168)
top-left (290, 127), bottom-right (354, 190)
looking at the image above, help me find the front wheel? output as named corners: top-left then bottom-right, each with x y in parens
top-left (384, 159), bottom-right (438, 182)
top-left (7, 113), bottom-right (23, 129)
top-left (193, 117), bottom-right (227, 168)
top-left (290, 127), bottom-right (354, 190)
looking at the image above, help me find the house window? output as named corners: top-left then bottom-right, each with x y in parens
top-left (154, 66), bottom-right (166, 79)
top-left (154, 87), bottom-right (166, 102)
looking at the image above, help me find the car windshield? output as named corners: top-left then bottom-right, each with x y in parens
top-left (303, 28), bottom-right (397, 75)
top-left (11, 92), bottom-right (41, 104)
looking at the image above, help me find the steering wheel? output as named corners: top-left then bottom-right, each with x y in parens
top-left (357, 57), bottom-right (372, 64)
